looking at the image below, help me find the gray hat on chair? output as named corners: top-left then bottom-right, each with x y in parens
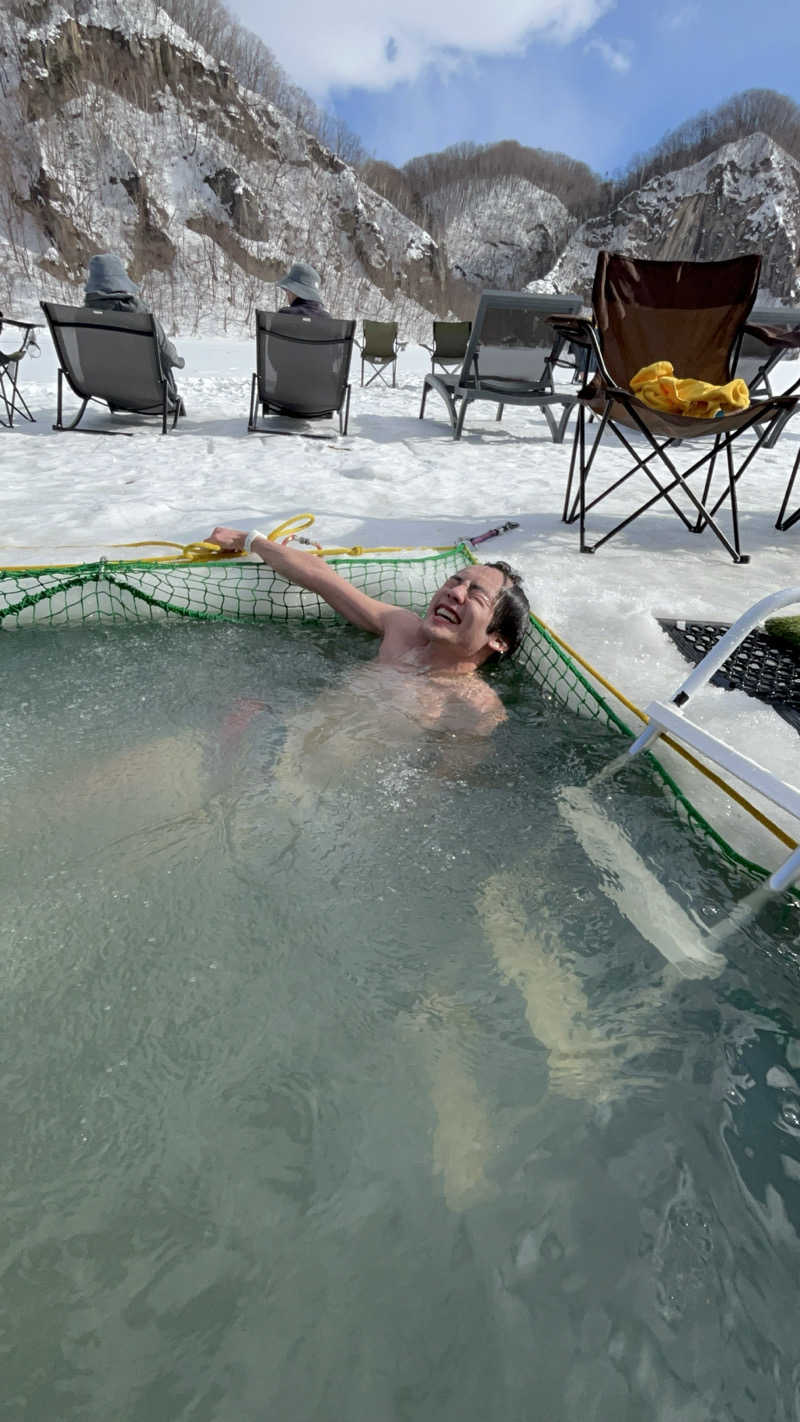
top-left (277, 261), bottom-right (323, 303)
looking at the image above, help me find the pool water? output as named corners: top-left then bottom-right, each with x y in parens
top-left (1, 621), bottom-right (799, 1421)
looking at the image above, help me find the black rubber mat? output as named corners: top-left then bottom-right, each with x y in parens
top-left (658, 619), bottom-right (800, 737)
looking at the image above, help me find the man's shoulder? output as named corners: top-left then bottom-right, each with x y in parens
top-left (380, 604), bottom-right (421, 630)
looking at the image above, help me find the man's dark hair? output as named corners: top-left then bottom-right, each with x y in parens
top-left (485, 560), bottom-right (530, 658)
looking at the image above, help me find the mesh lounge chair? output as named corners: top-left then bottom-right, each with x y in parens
top-left (418, 291), bottom-right (578, 442)
top-left (556, 251), bottom-right (800, 563)
top-left (425, 321), bottom-right (472, 373)
top-left (0, 314), bottom-right (41, 427)
top-left (41, 302), bottom-right (185, 434)
top-left (360, 320), bottom-right (401, 388)
top-left (249, 310), bottom-right (355, 436)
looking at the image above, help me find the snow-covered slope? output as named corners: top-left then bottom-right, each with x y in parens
top-left (0, 0), bottom-right (444, 334)
top-left (428, 176), bottom-right (575, 291)
top-left (531, 133), bottom-right (800, 303)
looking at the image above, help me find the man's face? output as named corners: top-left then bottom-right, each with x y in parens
top-left (421, 565), bottom-right (508, 659)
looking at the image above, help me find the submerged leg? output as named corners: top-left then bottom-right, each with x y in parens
top-left (476, 871), bottom-right (617, 1102)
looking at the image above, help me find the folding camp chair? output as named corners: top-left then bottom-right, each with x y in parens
top-left (557, 251), bottom-right (800, 563)
top-left (360, 320), bottom-right (401, 388)
top-left (735, 306), bottom-right (800, 398)
top-left (249, 310), bottom-right (355, 436)
top-left (41, 302), bottom-right (185, 434)
top-left (0, 314), bottom-right (41, 427)
top-left (418, 291), bottom-right (577, 442)
top-left (425, 321), bottom-right (472, 374)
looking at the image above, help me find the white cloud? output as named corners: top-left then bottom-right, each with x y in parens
top-left (660, 4), bottom-right (699, 30)
top-left (583, 36), bottom-right (632, 72)
top-left (229, 0), bottom-right (613, 97)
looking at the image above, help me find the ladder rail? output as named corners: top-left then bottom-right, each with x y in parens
top-left (628, 586), bottom-right (800, 893)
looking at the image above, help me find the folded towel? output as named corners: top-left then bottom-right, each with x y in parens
top-left (630, 361), bottom-right (750, 418)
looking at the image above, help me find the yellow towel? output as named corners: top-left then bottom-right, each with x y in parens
top-left (630, 361), bottom-right (749, 418)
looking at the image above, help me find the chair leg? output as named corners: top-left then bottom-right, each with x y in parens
top-left (0, 360), bottom-right (34, 427)
top-left (724, 438), bottom-right (744, 559)
top-left (53, 368), bottom-right (90, 431)
top-left (248, 373), bottom-right (259, 432)
top-left (566, 403), bottom-right (611, 526)
top-left (454, 396), bottom-right (469, 440)
top-left (563, 406), bottom-right (582, 521)
top-left (0, 370), bottom-right (12, 428)
top-left (10, 368), bottom-right (35, 425)
top-left (542, 400), bottom-right (574, 445)
top-left (341, 385), bottom-right (351, 436)
top-left (579, 407), bottom-right (590, 553)
top-left (495, 404), bottom-right (504, 423)
top-left (692, 435), bottom-right (720, 533)
top-left (419, 381), bottom-right (429, 419)
top-left (776, 446), bottom-right (800, 530)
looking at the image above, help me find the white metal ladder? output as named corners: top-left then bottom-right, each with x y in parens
top-left (628, 587), bottom-right (800, 893)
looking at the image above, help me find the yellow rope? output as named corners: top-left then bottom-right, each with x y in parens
top-left (536, 617), bottom-right (798, 852)
top-left (0, 513), bottom-right (458, 570)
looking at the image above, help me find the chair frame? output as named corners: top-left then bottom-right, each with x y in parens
top-left (735, 306), bottom-right (800, 398)
top-left (0, 316), bottom-right (41, 428)
top-left (359, 320), bottom-right (401, 389)
top-left (555, 253), bottom-right (800, 563)
top-left (248, 310), bottom-right (355, 436)
top-left (418, 291), bottom-right (578, 443)
top-left (41, 303), bottom-right (183, 435)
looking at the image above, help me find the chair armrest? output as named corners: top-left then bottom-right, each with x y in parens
top-left (1, 316), bottom-right (41, 331)
top-left (743, 322), bottom-right (800, 351)
top-left (546, 315), bottom-right (619, 390)
top-left (544, 314), bottom-right (593, 346)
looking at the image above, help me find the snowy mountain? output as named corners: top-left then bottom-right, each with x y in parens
top-left (427, 176), bottom-right (575, 293)
top-left (4, 4), bottom-right (798, 339)
top-left (0, 0), bottom-right (446, 335)
top-left (530, 132), bottom-right (800, 304)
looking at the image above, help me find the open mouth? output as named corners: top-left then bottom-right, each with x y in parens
top-left (433, 605), bottom-right (460, 625)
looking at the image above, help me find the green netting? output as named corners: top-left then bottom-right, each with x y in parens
top-left (0, 544), bottom-right (789, 894)
top-left (0, 549), bottom-right (461, 629)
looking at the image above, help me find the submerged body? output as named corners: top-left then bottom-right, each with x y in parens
top-left (4, 619), bottom-right (797, 1420)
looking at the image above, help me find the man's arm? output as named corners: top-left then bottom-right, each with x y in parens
top-left (207, 526), bottom-right (401, 636)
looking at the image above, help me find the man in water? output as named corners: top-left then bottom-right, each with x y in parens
top-left (207, 526), bottom-right (530, 735)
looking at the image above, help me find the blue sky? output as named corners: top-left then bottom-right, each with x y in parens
top-left (227, 0), bottom-right (799, 177)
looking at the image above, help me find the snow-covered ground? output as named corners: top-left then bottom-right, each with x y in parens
top-left (3, 334), bottom-right (800, 877)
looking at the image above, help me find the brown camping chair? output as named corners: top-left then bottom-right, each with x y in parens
top-left (557, 251), bottom-right (800, 562)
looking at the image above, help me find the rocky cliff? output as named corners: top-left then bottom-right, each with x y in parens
top-left (530, 132), bottom-right (800, 304)
top-left (430, 176), bottom-right (575, 295)
top-left (0, 0), bottom-right (447, 333)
